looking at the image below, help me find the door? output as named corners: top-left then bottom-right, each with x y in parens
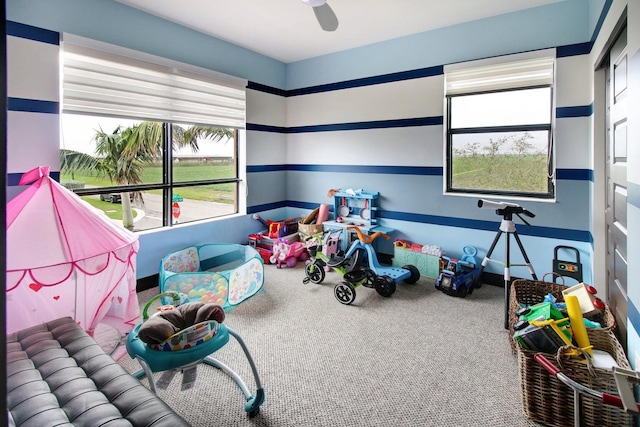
top-left (605, 26), bottom-right (628, 348)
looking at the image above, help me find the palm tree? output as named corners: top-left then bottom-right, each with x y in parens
top-left (61, 121), bottom-right (233, 230)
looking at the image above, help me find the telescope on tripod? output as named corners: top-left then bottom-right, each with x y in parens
top-left (476, 199), bottom-right (538, 329)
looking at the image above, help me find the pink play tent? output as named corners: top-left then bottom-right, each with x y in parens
top-left (6, 166), bottom-right (140, 335)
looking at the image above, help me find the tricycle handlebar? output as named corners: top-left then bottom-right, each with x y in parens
top-left (346, 225), bottom-right (390, 244)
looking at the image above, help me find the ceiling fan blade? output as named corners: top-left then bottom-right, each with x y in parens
top-left (313, 3), bottom-right (338, 32)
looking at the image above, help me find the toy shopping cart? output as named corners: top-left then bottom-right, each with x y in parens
top-left (534, 352), bottom-right (640, 427)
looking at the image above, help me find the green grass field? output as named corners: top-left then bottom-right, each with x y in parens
top-left (81, 197), bottom-right (137, 220)
top-left (452, 155), bottom-right (549, 193)
top-left (62, 163), bottom-right (236, 203)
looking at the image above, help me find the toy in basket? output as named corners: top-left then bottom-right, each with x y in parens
top-left (508, 274), bottom-right (616, 355)
top-left (126, 291), bottom-right (265, 417)
top-left (159, 244), bottom-right (264, 309)
top-left (517, 328), bottom-right (633, 427)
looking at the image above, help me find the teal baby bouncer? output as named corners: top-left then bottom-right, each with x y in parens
top-left (126, 244), bottom-right (266, 417)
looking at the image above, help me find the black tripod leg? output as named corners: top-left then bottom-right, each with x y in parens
top-left (503, 231), bottom-right (538, 329)
top-left (475, 230), bottom-right (503, 289)
top-left (512, 231), bottom-right (538, 280)
top-left (504, 233), bottom-right (511, 329)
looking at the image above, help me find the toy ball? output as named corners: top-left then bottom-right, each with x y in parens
top-left (188, 289), bottom-right (198, 299)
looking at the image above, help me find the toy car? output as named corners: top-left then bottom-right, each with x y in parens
top-left (435, 246), bottom-right (480, 298)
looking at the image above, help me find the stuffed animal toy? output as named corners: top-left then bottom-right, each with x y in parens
top-left (138, 302), bottom-right (225, 345)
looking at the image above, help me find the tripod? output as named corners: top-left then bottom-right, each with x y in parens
top-left (476, 202), bottom-right (538, 329)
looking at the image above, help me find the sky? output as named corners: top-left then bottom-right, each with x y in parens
top-left (60, 115), bottom-right (234, 157)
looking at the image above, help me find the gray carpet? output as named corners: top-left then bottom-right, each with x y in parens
top-left (118, 265), bottom-right (544, 426)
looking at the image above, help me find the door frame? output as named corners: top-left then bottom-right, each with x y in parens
top-left (592, 11), bottom-right (628, 300)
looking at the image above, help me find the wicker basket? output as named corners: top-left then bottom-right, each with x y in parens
top-left (508, 276), bottom-right (616, 354)
top-left (517, 328), bottom-right (632, 427)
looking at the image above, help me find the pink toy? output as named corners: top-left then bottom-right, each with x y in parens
top-left (321, 231), bottom-right (340, 271)
top-left (270, 240), bottom-right (309, 268)
top-left (6, 166), bottom-right (140, 336)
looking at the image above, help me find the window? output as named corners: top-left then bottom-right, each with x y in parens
top-left (59, 35), bottom-right (246, 231)
top-left (445, 54), bottom-right (555, 199)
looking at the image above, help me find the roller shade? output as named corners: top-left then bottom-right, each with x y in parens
top-left (445, 56), bottom-right (554, 96)
top-left (62, 38), bottom-right (246, 128)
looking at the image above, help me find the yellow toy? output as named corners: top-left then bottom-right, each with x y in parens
top-left (565, 295), bottom-right (593, 356)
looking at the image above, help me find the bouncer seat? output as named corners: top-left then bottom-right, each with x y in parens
top-left (125, 292), bottom-right (264, 417)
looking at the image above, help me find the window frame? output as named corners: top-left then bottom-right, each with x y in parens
top-left (60, 34), bottom-right (246, 230)
top-left (444, 57), bottom-right (556, 200)
top-left (68, 120), bottom-right (241, 229)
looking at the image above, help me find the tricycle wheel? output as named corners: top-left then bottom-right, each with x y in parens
top-left (361, 268), bottom-right (376, 288)
top-left (402, 265), bottom-right (420, 284)
top-left (374, 275), bottom-right (396, 297)
top-left (334, 282), bottom-right (356, 305)
top-left (286, 257), bottom-right (298, 268)
top-left (305, 262), bottom-right (325, 284)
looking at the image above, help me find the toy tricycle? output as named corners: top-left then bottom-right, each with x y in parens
top-left (303, 225), bottom-right (420, 304)
top-left (435, 245), bottom-right (480, 298)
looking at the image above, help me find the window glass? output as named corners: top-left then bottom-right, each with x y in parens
top-left (60, 114), bottom-right (239, 231)
top-left (447, 87), bottom-right (554, 198)
top-left (451, 130), bottom-right (550, 194)
top-left (171, 124), bottom-right (236, 182)
top-left (450, 88), bottom-right (551, 128)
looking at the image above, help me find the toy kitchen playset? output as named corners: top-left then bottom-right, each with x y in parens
top-left (323, 189), bottom-right (393, 252)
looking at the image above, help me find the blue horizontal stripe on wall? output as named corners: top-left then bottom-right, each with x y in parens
top-left (247, 201), bottom-right (290, 214)
top-left (247, 164), bottom-right (442, 175)
top-left (247, 117), bottom-right (442, 134)
top-left (289, 117), bottom-right (443, 133)
top-left (7, 171), bottom-right (60, 186)
top-left (288, 164), bottom-right (442, 175)
top-left (246, 123), bottom-right (287, 133)
top-left (246, 202), bottom-right (592, 243)
top-left (247, 66), bottom-right (442, 97)
top-left (288, 66), bottom-right (444, 97)
top-left (556, 42), bottom-right (593, 58)
top-left (379, 210), bottom-right (592, 242)
top-left (246, 81), bottom-right (287, 97)
top-left (556, 104), bottom-right (593, 118)
top-left (248, 164), bottom-right (586, 180)
top-left (556, 169), bottom-right (593, 181)
top-left (8, 98), bottom-right (59, 114)
top-left (247, 165), bottom-right (288, 173)
top-left (7, 21), bottom-right (59, 45)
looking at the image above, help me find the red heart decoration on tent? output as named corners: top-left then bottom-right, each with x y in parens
top-left (29, 283), bottom-right (43, 292)
top-left (117, 297), bottom-right (123, 303)
top-left (53, 296), bottom-right (60, 300)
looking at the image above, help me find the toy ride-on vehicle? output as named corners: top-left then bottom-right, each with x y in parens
top-left (303, 225), bottom-right (420, 304)
top-left (435, 245), bottom-right (480, 298)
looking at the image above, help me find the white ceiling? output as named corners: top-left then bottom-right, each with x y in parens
top-left (114, 0), bottom-right (566, 63)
